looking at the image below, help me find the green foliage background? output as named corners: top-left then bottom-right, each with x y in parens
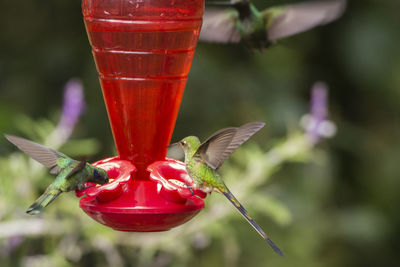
top-left (1, 0), bottom-right (400, 266)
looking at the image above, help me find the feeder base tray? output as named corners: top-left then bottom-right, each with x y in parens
top-left (80, 180), bottom-right (204, 232)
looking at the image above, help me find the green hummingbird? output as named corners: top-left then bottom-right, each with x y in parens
top-left (5, 135), bottom-right (109, 215)
top-left (171, 122), bottom-right (283, 256)
top-left (200, 0), bottom-right (346, 50)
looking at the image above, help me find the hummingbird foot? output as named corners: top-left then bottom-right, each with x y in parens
top-left (184, 183), bottom-right (195, 196)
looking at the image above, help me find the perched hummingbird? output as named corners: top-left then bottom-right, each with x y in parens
top-left (170, 122), bottom-right (284, 256)
top-left (5, 135), bottom-right (109, 215)
top-left (200, 0), bottom-right (346, 50)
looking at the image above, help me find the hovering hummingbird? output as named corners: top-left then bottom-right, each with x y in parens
top-left (5, 135), bottom-right (109, 215)
top-left (199, 0), bottom-right (346, 50)
top-left (170, 122), bottom-right (284, 256)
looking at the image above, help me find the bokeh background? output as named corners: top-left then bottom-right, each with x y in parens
top-left (1, 0), bottom-right (400, 266)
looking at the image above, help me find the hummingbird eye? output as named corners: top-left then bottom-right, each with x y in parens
top-left (180, 141), bottom-right (187, 146)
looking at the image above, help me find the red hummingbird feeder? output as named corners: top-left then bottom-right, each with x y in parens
top-left (76, 0), bottom-right (206, 232)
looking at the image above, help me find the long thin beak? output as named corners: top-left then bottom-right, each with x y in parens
top-left (167, 142), bottom-right (178, 148)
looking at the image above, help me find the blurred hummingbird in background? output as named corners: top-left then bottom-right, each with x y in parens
top-left (200, 0), bottom-right (346, 50)
top-left (5, 135), bottom-right (109, 215)
top-left (170, 122), bottom-right (284, 256)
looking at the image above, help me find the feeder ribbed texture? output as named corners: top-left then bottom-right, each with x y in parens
top-left (83, 0), bottom-right (203, 177)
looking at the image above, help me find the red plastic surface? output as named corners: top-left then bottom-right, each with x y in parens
top-left (83, 0), bottom-right (204, 177)
top-left (79, 157), bottom-right (204, 231)
top-left (148, 159), bottom-right (208, 203)
top-left (78, 0), bottom-right (206, 231)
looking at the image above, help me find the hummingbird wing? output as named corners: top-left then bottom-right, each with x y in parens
top-left (199, 7), bottom-right (241, 43)
top-left (5, 135), bottom-right (65, 170)
top-left (64, 160), bottom-right (87, 180)
top-left (50, 165), bottom-right (61, 175)
top-left (262, 0), bottom-right (346, 41)
top-left (196, 122), bottom-right (265, 169)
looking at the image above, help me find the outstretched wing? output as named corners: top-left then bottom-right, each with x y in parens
top-left (195, 122), bottom-right (265, 169)
top-left (263, 0), bottom-right (346, 41)
top-left (199, 7), bottom-right (241, 43)
top-left (5, 135), bottom-right (64, 170)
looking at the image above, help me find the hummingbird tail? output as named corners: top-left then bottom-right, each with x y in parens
top-left (26, 190), bottom-right (61, 215)
top-left (221, 189), bottom-right (284, 257)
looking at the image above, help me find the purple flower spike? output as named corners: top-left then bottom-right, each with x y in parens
top-left (301, 82), bottom-right (337, 144)
top-left (311, 82), bottom-right (328, 124)
top-left (59, 79), bottom-right (86, 134)
top-left (47, 79), bottom-right (86, 146)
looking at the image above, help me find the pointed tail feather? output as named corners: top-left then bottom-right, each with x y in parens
top-left (221, 189), bottom-right (284, 256)
top-left (26, 190), bottom-right (61, 215)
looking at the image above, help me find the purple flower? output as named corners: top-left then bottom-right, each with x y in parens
top-left (301, 82), bottom-right (337, 144)
top-left (58, 79), bottom-right (86, 134)
top-left (47, 79), bottom-right (86, 146)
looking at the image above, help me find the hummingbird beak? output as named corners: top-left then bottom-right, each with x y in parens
top-left (167, 142), bottom-right (178, 148)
